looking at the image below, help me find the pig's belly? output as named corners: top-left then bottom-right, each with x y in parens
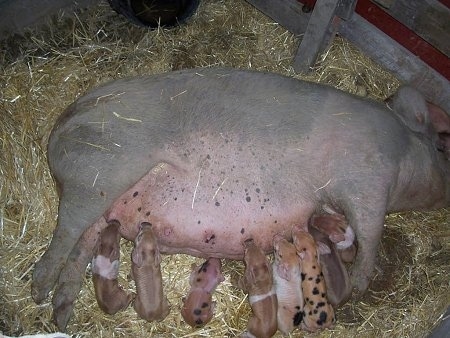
top-left (105, 162), bottom-right (314, 259)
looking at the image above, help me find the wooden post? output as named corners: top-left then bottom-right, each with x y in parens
top-left (293, 0), bottom-right (341, 72)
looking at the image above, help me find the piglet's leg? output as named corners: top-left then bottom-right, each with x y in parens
top-left (52, 217), bottom-right (109, 330)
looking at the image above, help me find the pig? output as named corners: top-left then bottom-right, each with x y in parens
top-left (30, 68), bottom-right (450, 329)
top-left (310, 213), bottom-right (357, 263)
top-left (292, 227), bottom-right (335, 332)
top-left (131, 222), bottom-right (170, 321)
top-left (181, 257), bottom-right (224, 327)
top-left (238, 239), bottom-right (278, 338)
top-left (272, 235), bottom-right (304, 335)
top-left (91, 222), bottom-right (133, 314)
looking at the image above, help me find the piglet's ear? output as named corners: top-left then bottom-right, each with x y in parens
top-left (155, 248), bottom-right (161, 266)
top-left (318, 241), bottom-right (331, 255)
top-left (297, 251), bottom-right (306, 260)
top-left (131, 248), bottom-right (143, 267)
top-left (277, 263), bottom-right (291, 281)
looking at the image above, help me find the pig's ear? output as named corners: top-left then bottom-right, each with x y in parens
top-left (318, 241), bottom-right (331, 255)
top-left (132, 248), bottom-right (143, 267)
top-left (427, 102), bottom-right (450, 159)
top-left (218, 271), bottom-right (225, 283)
top-left (428, 102), bottom-right (450, 133)
top-left (319, 246), bottom-right (352, 306)
top-left (386, 86), bottom-right (430, 134)
top-left (155, 248), bottom-right (161, 266)
top-left (277, 263), bottom-right (291, 281)
top-left (329, 233), bottom-right (345, 243)
top-left (189, 269), bottom-right (199, 285)
top-left (297, 250), bottom-right (306, 260)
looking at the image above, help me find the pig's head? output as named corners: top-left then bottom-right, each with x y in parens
top-left (97, 223), bottom-right (121, 260)
top-left (131, 223), bottom-right (160, 267)
top-left (387, 85), bottom-right (450, 205)
top-left (310, 214), bottom-right (347, 243)
top-left (188, 258), bottom-right (224, 291)
top-left (273, 235), bottom-right (301, 281)
top-left (292, 228), bottom-right (321, 263)
top-left (242, 239), bottom-right (272, 286)
top-left (181, 258), bottom-right (224, 328)
top-left (181, 289), bottom-right (215, 328)
top-left (310, 213), bottom-right (357, 262)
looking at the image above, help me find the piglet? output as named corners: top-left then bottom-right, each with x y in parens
top-left (238, 239), bottom-right (277, 338)
top-left (181, 257), bottom-right (224, 327)
top-left (272, 235), bottom-right (304, 335)
top-left (310, 213), bottom-right (357, 263)
top-left (91, 222), bottom-right (133, 314)
top-left (292, 227), bottom-right (335, 332)
top-left (308, 225), bottom-right (352, 306)
top-left (131, 222), bottom-right (170, 321)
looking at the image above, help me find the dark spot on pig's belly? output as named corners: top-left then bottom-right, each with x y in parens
top-left (104, 162), bottom-right (313, 259)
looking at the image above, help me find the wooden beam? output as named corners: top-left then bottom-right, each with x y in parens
top-left (293, 0), bottom-right (341, 72)
top-left (339, 12), bottom-right (450, 113)
top-left (355, 0), bottom-right (450, 77)
top-left (245, 0), bottom-right (311, 35)
top-left (373, 0), bottom-right (450, 57)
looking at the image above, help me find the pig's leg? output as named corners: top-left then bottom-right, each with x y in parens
top-left (345, 203), bottom-right (386, 292)
top-left (32, 191), bottom-right (104, 303)
top-left (52, 216), bottom-right (109, 330)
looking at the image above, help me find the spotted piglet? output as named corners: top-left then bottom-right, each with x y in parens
top-left (292, 227), bottom-right (335, 332)
top-left (91, 222), bottom-right (133, 314)
top-left (131, 222), bottom-right (170, 321)
top-left (272, 235), bottom-right (304, 335)
top-left (238, 239), bottom-right (277, 338)
top-left (181, 258), bottom-right (224, 327)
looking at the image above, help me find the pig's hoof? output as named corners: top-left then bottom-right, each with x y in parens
top-left (52, 282), bottom-right (79, 330)
top-left (53, 300), bottom-right (74, 331)
top-left (349, 270), bottom-right (370, 293)
top-left (32, 263), bottom-right (54, 303)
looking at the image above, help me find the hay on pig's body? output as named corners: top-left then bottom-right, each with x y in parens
top-left (0, 0), bottom-right (448, 337)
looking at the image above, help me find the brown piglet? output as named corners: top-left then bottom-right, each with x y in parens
top-left (238, 239), bottom-right (277, 338)
top-left (310, 213), bottom-right (357, 263)
top-left (272, 235), bottom-right (304, 335)
top-left (92, 222), bottom-right (133, 314)
top-left (131, 222), bottom-right (169, 321)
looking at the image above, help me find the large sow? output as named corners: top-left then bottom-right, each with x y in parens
top-left (31, 68), bottom-right (450, 329)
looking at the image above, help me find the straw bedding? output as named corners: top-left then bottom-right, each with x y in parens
top-left (0, 1), bottom-right (449, 337)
